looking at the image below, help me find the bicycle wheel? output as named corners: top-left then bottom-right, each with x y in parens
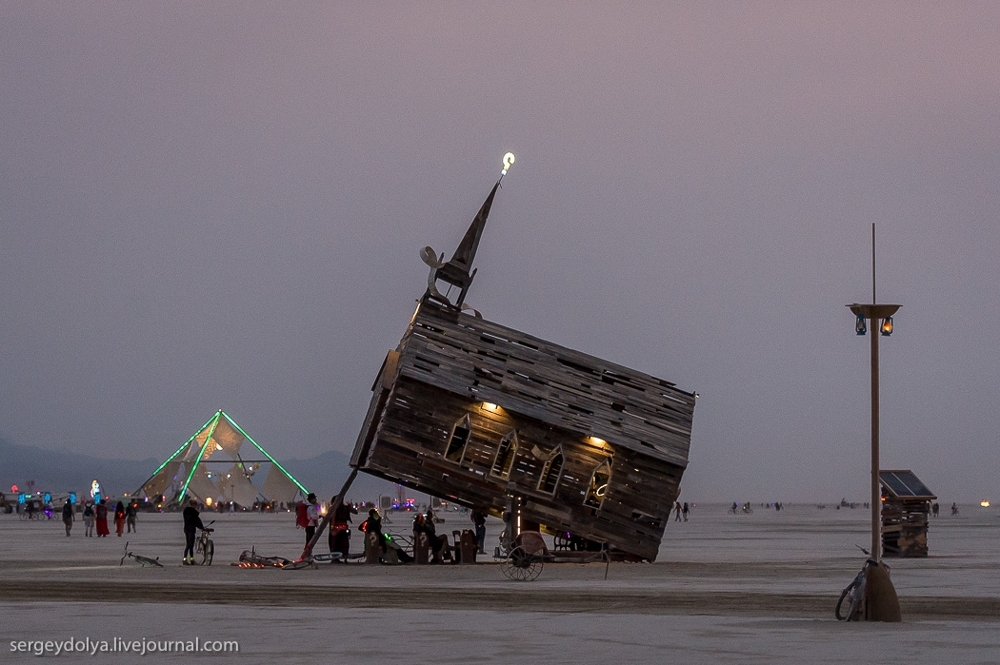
top-left (199, 539), bottom-right (214, 566)
top-left (19, 512), bottom-right (28, 521)
top-left (835, 572), bottom-right (865, 621)
top-left (844, 573), bottom-right (866, 620)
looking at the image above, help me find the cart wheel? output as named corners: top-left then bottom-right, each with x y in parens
top-left (500, 546), bottom-right (543, 581)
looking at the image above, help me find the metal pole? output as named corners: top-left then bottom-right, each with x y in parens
top-left (872, 223), bottom-right (876, 303)
top-left (870, 317), bottom-right (880, 560)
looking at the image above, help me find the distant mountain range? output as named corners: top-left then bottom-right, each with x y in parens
top-left (0, 438), bottom-right (397, 502)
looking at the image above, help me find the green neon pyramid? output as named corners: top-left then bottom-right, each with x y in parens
top-left (135, 410), bottom-right (308, 507)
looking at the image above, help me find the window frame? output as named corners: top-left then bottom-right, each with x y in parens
top-left (444, 414), bottom-right (472, 464)
top-left (490, 430), bottom-right (519, 479)
top-left (584, 459), bottom-right (612, 508)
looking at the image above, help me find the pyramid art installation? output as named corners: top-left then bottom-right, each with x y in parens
top-left (135, 410), bottom-right (308, 507)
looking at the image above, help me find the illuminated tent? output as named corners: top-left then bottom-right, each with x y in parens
top-left (135, 410), bottom-right (308, 507)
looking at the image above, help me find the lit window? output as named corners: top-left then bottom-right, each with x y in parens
top-left (584, 460), bottom-right (612, 508)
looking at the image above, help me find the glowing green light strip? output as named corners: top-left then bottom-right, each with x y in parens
top-left (222, 411), bottom-right (309, 495)
top-left (177, 411), bottom-right (221, 503)
top-left (135, 413), bottom-right (217, 496)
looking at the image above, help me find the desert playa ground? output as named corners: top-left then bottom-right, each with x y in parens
top-left (2, 503), bottom-right (999, 664)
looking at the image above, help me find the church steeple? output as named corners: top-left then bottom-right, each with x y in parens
top-left (428, 180), bottom-right (499, 308)
top-left (422, 153), bottom-right (514, 309)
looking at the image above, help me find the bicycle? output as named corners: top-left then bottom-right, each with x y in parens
top-left (195, 521), bottom-right (215, 566)
top-left (120, 542), bottom-right (164, 568)
top-left (835, 546), bottom-right (884, 621)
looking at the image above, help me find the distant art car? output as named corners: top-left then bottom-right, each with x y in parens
top-left (350, 162), bottom-right (696, 561)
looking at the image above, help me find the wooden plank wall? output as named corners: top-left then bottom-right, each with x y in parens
top-left (396, 301), bottom-right (696, 469)
top-left (882, 499), bottom-right (931, 557)
top-left (357, 378), bottom-right (683, 560)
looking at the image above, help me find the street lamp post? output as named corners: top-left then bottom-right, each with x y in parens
top-left (848, 223), bottom-right (900, 562)
top-left (842, 224), bottom-right (904, 623)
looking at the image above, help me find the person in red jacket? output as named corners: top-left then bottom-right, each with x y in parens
top-left (95, 499), bottom-right (110, 537)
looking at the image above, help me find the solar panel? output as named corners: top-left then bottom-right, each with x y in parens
top-left (879, 470), bottom-right (935, 498)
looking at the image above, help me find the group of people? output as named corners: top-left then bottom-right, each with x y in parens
top-left (673, 501), bottom-right (691, 522)
top-left (293, 493), bottom-right (490, 565)
top-left (60, 498), bottom-right (138, 537)
top-left (297, 492), bottom-right (359, 560)
top-left (410, 510), bottom-right (450, 563)
top-left (929, 502), bottom-right (960, 517)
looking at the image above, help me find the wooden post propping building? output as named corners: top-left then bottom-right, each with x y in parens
top-left (350, 174), bottom-right (696, 561)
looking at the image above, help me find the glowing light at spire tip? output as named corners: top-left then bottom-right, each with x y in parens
top-left (501, 152), bottom-right (515, 175)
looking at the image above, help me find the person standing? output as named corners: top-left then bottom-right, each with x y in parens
top-left (328, 496), bottom-right (356, 561)
top-left (471, 509), bottom-right (487, 554)
top-left (674, 502), bottom-right (682, 522)
top-left (126, 502), bottom-right (137, 533)
top-left (682, 502), bottom-right (690, 522)
top-left (304, 493), bottom-right (320, 546)
top-left (83, 502), bottom-right (95, 537)
top-left (95, 499), bottom-right (110, 537)
top-left (61, 500), bottom-right (74, 536)
top-left (114, 501), bottom-right (126, 536)
top-left (182, 499), bottom-right (207, 565)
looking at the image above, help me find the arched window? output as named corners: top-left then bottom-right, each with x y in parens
top-left (537, 448), bottom-right (564, 494)
top-left (584, 459), bottom-right (612, 508)
top-left (491, 430), bottom-right (519, 479)
top-left (445, 414), bottom-right (472, 464)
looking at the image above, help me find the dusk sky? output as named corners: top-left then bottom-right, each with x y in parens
top-left (3, 3), bottom-right (998, 502)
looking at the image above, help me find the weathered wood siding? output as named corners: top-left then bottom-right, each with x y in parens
top-left (398, 300), bottom-right (695, 467)
top-left (882, 498), bottom-right (932, 558)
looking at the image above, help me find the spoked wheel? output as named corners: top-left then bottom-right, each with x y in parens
top-left (199, 540), bottom-right (214, 566)
top-left (835, 574), bottom-right (866, 621)
top-left (500, 546), bottom-right (543, 581)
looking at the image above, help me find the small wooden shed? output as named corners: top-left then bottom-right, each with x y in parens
top-left (349, 176), bottom-right (696, 561)
top-left (879, 469), bottom-right (936, 558)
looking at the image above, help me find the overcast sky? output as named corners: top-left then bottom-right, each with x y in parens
top-left (2, 3), bottom-right (998, 503)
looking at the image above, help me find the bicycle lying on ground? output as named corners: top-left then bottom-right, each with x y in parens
top-left (195, 521), bottom-right (215, 566)
top-left (835, 546), bottom-right (883, 621)
top-left (119, 542), bottom-right (163, 568)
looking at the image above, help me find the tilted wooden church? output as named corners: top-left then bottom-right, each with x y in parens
top-left (350, 171), bottom-right (696, 561)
